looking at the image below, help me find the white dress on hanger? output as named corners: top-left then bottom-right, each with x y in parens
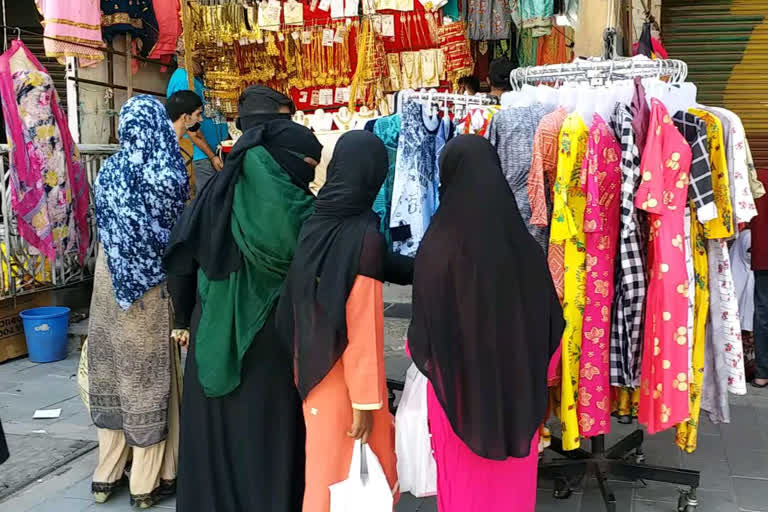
top-left (730, 229), bottom-right (754, 332)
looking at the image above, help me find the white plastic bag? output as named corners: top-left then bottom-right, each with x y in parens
top-left (329, 441), bottom-right (394, 512)
top-left (395, 363), bottom-right (437, 498)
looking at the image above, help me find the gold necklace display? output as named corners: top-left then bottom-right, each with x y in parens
top-left (420, 49), bottom-right (438, 87)
top-left (187, 1), bottom-right (363, 117)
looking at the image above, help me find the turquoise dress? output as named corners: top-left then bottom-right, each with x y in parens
top-left (372, 114), bottom-right (401, 248)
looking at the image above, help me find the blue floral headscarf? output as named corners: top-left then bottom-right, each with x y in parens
top-left (95, 95), bottom-right (189, 309)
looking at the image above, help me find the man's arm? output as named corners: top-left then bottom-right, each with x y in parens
top-left (188, 130), bottom-right (224, 170)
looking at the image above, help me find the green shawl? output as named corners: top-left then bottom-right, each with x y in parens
top-left (195, 146), bottom-right (314, 397)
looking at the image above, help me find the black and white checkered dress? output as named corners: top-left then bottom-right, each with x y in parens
top-left (609, 104), bottom-right (648, 388)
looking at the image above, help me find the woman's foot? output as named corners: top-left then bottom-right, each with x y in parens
top-left (92, 477), bottom-right (126, 504)
top-left (130, 494), bottom-right (155, 509)
top-left (752, 378), bottom-right (768, 388)
top-left (92, 492), bottom-right (111, 504)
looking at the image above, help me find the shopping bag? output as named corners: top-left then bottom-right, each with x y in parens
top-left (329, 441), bottom-right (394, 512)
top-left (395, 363), bottom-right (437, 498)
top-left (77, 338), bottom-right (90, 412)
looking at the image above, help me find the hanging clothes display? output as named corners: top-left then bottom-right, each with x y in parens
top-left (148, 0), bottom-right (183, 62)
top-left (35, 0), bottom-right (105, 67)
top-left (529, 107), bottom-right (568, 300)
top-left (100, 0), bottom-right (159, 58)
top-left (576, 115), bottom-right (622, 438)
top-left (0, 41), bottom-right (90, 264)
top-left (549, 112), bottom-right (589, 450)
top-left (465, 0), bottom-right (513, 40)
top-left (609, 103), bottom-right (647, 390)
top-left (381, 59), bottom-right (762, 462)
top-left (488, 105), bottom-right (549, 250)
top-left (390, 101), bottom-right (442, 257)
top-left (635, 98), bottom-right (693, 435)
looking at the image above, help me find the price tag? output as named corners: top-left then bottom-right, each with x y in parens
top-left (381, 15), bottom-right (395, 37)
top-left (310, 90), bottom-right (321, 106)
top-left (277, 32), bottom-right (285, 41)
top-left (263, 2), bottom-right (282, 31)
top-left (300, 91), bottom-right (309, 103)
top-left (334, 26), bottom-right (345, 44)
top-left (284, 1), bottom-right (304, 25)
top-left (320, 89), bottom-right (334, 105)
top-left (331, 0), bottom-right (345, 19)
top-left (322, 28), bottom-right (335, 47)
top-left (291, 31), bottom-right (301, 40)
top-left (344, 0), bottom-right (359, 17)
top-left (334, 87), bottom-right (345, 104)
top-left (318, 0), bottom-right (332, 12)
top-left (302, 31), bottom-right (312, 44)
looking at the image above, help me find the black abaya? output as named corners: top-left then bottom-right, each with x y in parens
top-left (174, 294), bottom-right (305, 512)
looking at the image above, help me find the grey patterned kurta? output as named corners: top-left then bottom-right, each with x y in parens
top-left (609, 104), bottom-right (647, 388)
top-left (88, 250), bottom-right (173, 447)
top-left (488, 104), bottom-right (549, 250)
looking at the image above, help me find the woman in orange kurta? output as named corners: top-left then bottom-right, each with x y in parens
top-left (277, 131), bottom-right (399, 512)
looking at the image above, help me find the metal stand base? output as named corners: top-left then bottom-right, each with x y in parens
top-left (540, 432), bottom-right (700, 512)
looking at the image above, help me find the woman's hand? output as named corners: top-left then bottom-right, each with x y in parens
top-left (347, 409), bottom-right (373, 444)
top-left (171, 329), bottom-right (190, 348)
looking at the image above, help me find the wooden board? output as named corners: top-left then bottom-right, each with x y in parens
top-left (0, 291), bottom-right (52, 363)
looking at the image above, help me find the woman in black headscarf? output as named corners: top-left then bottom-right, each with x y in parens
top-left (407, 136), bottom-right (563, 512)
top-left (276, 131), bottom-right (399, 512)
top-left (164, 86), bottom-right (321, 512)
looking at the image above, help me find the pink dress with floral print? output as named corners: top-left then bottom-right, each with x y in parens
top-left (635, 99), bottom-right (693, 435)
top-left (577, 114), bottom-right (622, 437)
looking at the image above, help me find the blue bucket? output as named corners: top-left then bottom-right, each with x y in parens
top-left (19, 307), bottom-right (71, 363)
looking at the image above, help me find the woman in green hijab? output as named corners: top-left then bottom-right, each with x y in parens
top-left (164, 86), bottom-right (321, 512)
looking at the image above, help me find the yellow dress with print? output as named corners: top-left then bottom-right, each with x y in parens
top-left (675, 206), bottom-right (709, 452)
top-left (549, 113), bottom-right (589, 451)
top-left (689, 109), bottom-right (733, 239)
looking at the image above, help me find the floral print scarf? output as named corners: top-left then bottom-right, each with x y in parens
top-left (0, 40), bottom-right (90, 264)
top-left (95, 95), bottom-right (189, 309)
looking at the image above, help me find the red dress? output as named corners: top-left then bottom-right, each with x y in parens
top-left (635, 99), bottom-right (693, 434)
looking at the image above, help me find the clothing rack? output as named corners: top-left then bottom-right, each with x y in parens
top-left (402, 90), bottom-right (497, 107)
top-left (504, 57), bottom-right (701, 512)
top-left (510, 57), bottom-right (688, 89)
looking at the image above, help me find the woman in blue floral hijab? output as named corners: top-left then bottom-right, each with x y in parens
top-left (86, 95), bottom-right (188, 508)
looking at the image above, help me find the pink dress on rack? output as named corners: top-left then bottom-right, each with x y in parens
top-left (577, 114), bottom-right (622, 437)
top-left (635, 99), bottom-right (693, 435)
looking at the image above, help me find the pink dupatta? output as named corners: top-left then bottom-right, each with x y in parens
top-left (0, 40), bottom-right (90, 263)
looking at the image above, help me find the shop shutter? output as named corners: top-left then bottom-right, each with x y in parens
top-left (662, 0), bottom-right (768, 168)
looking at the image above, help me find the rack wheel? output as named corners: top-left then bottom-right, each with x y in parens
top-left (553, 479), bottom-right (573, 500)
top-left (634, 448), bottom-right (646, 464)
top-left (677, 489), bottom-right (698, 512)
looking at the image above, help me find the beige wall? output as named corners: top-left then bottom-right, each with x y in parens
top-left (77, 36), bottom-right (173, 144)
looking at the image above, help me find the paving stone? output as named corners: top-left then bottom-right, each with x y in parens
top-left (634, 481), bottom-right (681, 503)
top-left (728, 450), bottom-right (768, 479)
top-left (733, 477), bottom-right (768, 512)
top-left (534, 489), bottom-right (582, 512)
top-left (579, 479), bottom-right (633, 512)
top-left (416, 497), bottom-right (437, 512)
top-left (632, 499), bottom-right (680, 511)
top-left (25, 497), bottom-right (92, 512)
top-left (692, 489), bottom-right (739, 512)
top-left (396, 492), bottom-right (423, 512)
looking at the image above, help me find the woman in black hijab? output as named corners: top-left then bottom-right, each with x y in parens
top-left (165, 86), bottom-right (321, 512)
top-left (276, 131), bottom-right (399, 512)
top-left (407, 136), bottom-right (563, 512)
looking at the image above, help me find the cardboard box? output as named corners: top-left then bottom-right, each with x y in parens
top-left (0, 291), bottom-right (52, 363)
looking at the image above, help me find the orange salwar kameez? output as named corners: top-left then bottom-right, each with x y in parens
top-left (302, 275), bottom-right (399, 512)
